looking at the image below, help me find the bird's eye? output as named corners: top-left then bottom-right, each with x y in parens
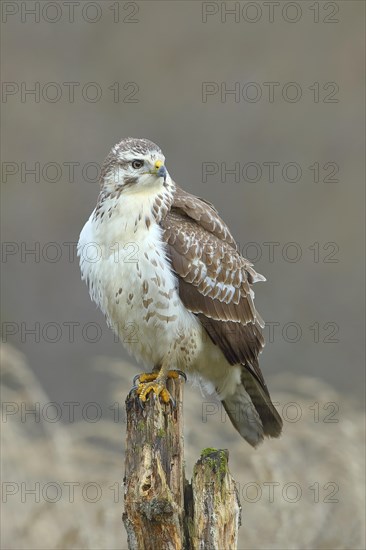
top-left (131, 159), bottom-right (144, 169)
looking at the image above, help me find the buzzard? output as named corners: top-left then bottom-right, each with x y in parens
top-left (78, 138), bottom-right (282, 447)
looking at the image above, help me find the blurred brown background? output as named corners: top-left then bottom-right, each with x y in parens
top-left (1, 1), bottom-right (365, 549)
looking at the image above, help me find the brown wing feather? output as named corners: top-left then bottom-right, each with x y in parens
top-left (160, 184), bottom-right (268, 390)
top-left (172, 185), bottom-right (237, 248)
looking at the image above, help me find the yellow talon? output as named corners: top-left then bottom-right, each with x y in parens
top-left (138, 373), bottom-right (160, 383)
top-left (137, 370), bottom-right (181, 384)
top-left (136, 381), bottom-right (171, 403)
top-left (133, 370), bottom-right (185, 405)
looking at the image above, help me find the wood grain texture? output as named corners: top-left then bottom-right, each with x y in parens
top-left (123, 378), bottom-right (241, 549)
top-left (123, 377), bottom-right (185, 550)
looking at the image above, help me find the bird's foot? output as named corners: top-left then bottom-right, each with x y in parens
top-left (132, 370), bottom-right (186, 405)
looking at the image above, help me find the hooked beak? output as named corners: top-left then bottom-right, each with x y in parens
top-left (152, 160), bottom-right (167, 181)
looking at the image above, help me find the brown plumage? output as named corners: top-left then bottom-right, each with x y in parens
top-left (161, 184), bottom-right (283, 444)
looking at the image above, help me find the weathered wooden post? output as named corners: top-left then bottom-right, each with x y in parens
top-left (123, 377), bottom-right (241, 549)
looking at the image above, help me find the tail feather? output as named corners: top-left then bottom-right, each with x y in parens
top-left (222, 365), bottom-right (283, 447)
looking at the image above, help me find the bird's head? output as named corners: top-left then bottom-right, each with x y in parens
top-left (100, 137), bottom-right (168, 195)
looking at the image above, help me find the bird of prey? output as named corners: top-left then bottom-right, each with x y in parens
top-left (78, 138), bottom-right (282, 447)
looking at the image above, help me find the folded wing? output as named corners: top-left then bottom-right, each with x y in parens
top-left (160, 185), bottom-right (283, 444)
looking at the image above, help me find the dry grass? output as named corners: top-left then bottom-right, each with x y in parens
top-left (1, 343), bottom-right (365, 550)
